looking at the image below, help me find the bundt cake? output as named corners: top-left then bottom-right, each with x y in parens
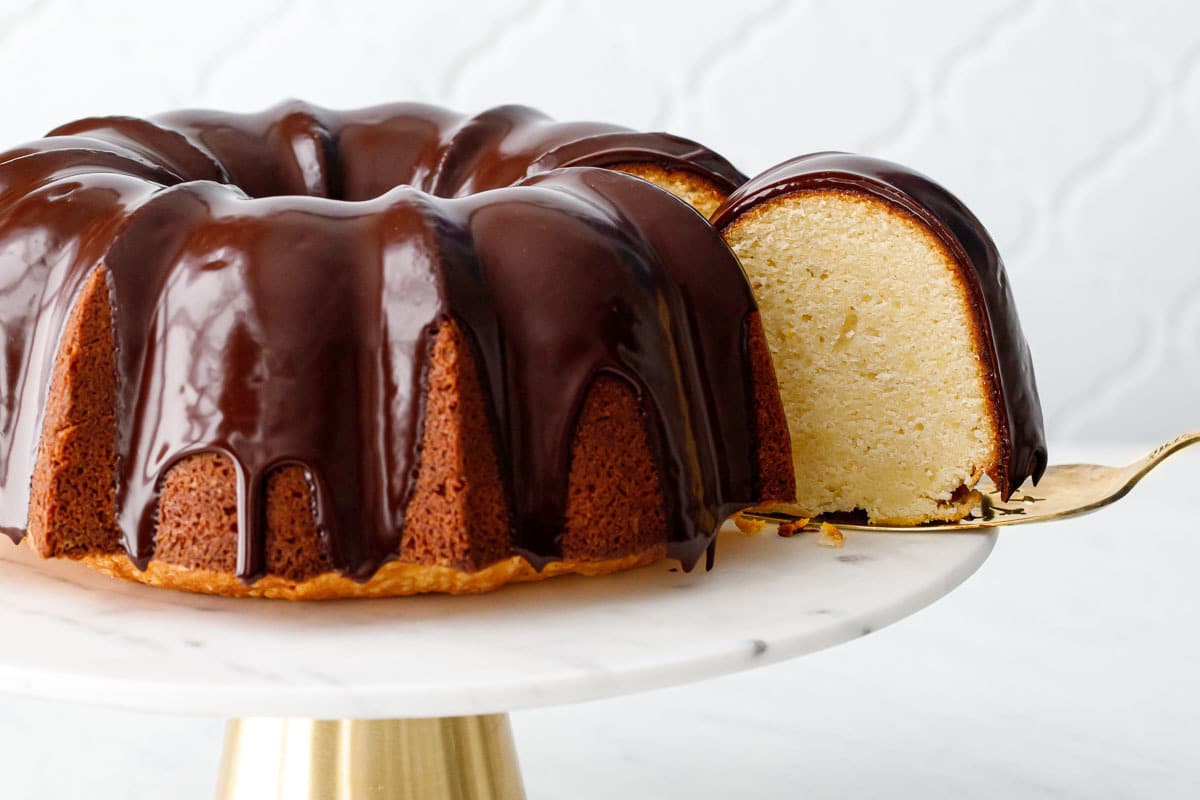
top-left (0, 101), bottom-right (795, 598)
top-left (712, 152), bottom-right (1047, 525)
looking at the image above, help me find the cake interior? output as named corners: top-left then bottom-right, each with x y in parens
top-left (613, 164), bottom-right (728, 219)
top-left (724, 188), bottom-right (998, 525)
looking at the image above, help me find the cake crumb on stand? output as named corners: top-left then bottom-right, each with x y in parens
top-left (734, 513), bottom-right (767, 535)
top-left (818, 522), bottom-right (845, 548)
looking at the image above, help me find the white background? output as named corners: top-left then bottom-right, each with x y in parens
top-left (0, 1), bottom-right (1197, 797)
top-left (2, 0), bottom-right (1198, 443)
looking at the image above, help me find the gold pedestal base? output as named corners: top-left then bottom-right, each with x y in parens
top-left (215, 714), bottom-right (525, 799)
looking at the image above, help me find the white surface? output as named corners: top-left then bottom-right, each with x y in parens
top-left (0, 0), bottom-right (1197, 442)
top-left (0, 519), bottom-right (992, 719)
top-left (0, 443), bottom-right (1195, 798)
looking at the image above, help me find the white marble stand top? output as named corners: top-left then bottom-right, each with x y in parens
top-left (0, 517), bottom-right (992, 718)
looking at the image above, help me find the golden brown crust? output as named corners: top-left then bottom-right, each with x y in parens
top-left (154, 453), bottom-right (240, 574)
top-left (77, 542), bottom-right (666, 599)
top-left (399, 320), bottom-right (511, 571)
top-left (746, 312), bottom-right (796, 502)
top-left (28, 268), bottom-right (121, 559)
top-left (562, 375), bottom-right (667, 560)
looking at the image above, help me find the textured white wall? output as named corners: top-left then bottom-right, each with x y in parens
top-left (1, 0), bottom-right (1195, 444)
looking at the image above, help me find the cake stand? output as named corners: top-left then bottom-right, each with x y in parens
top-left (0, 524), bottom-right (994, 798)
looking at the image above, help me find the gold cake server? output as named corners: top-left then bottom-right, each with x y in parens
top-left (743, 431), bottom-right (1200, 532)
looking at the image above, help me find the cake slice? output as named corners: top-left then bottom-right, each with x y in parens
top-left (713, 153), bottom-right (1046, 525)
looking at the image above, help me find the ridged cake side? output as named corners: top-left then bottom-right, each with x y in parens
top-left (27, 269), bottom-right (788, 598)
top-left (2, 102), bottom-right (792, 597)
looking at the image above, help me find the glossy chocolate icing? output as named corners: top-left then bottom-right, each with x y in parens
top-left (712, 152), bottom-right (1048, 499)
top-left (0, 101), bottom-right (760, 578)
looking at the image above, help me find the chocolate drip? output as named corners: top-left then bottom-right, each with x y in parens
top-left (442, 169), bottom-right (757, 567)
top-left (0, 142), bottom-right (172, 541)
top-left (0, 102), bottom-right (762, 580)
top-left (103, 183), bottom-right (443, 580)
top-left (712, 152), bottom-right (1048, 498)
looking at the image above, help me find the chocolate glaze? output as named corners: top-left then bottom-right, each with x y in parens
top-left (712, 152), bottom-right (1047, 499)
top-left (0, 101), bottom-right (761, 579)
top-left (443, 169), bottom-right (759, 567)
top-left (0, 141), bottom-right (170, 544)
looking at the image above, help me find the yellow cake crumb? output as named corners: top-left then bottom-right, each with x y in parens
top-left (818, 522), bottom-right (845, 548)
top-left (733, 513), bottom-right (767, 535)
